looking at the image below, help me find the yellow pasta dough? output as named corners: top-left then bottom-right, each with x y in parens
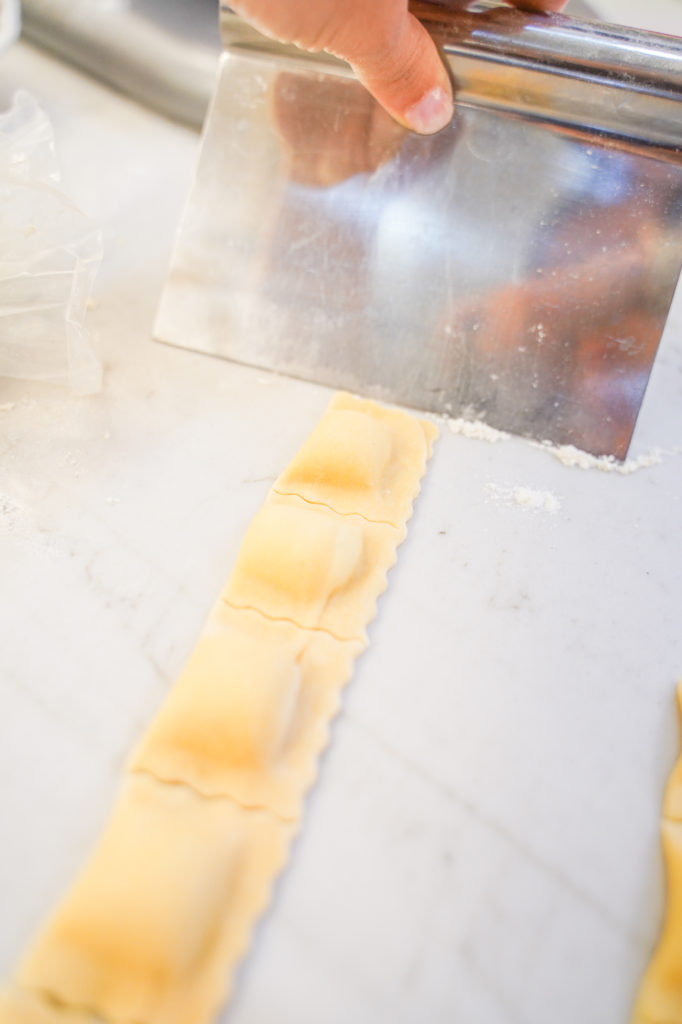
top-left (664, 720), bottom-right (682, 824)
top-left (19, 774), bottom-right (293, 1024)
top-left (131, 603), bottom-right (363, 819)
top-left (632, 682), bottom-right (682, 1024)
top-left (0, 988), bottom-right (94, 1024)
top-left (9, 393), bottom-right (436, 1024)
top-left (274, 391), bottom-right (438, 525)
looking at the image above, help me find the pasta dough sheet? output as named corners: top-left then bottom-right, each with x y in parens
top-left (274, 391), bottom-right (438, 526)
top-left (18, 774), bottom-right (293, 1024)
top-left (632, 682), bottom-right (682, 1024)
top-left (131, 603), bottom-right (364, 819)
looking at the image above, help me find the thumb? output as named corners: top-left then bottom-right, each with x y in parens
top-left (345, 11), bottom-right (453, 135)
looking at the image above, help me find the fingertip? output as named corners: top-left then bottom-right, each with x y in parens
top-left (404, 84), bottom-right (454, 135)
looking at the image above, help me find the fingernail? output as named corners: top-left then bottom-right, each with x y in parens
top-left (404, 85), bottom-right (453, 135)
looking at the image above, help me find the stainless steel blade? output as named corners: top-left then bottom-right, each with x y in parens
top-left (155, 2), bottom-right (682, 457)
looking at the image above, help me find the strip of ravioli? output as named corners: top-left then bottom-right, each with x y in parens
top-left (133, 392), bottom-right (436, 820)
top-left (632, 681), bottom-right (682, 1024)
top-left (14, 393), bottom-right (437, 1024)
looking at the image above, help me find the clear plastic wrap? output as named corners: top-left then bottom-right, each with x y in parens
top-left (0, 90), bottom-right (103, 393)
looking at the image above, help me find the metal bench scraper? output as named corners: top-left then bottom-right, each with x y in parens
top-left (155, 0), bottom-right (682, 458)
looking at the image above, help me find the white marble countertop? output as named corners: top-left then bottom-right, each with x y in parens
top-left (1, 21), bottom-right (682, 1024)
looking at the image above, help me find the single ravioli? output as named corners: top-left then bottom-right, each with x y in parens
top-left (274, 391), bottom-right (438, 526)
top-left (18, 774), bottom-right (293, 1024)
top-left (222, 492), bottom-right (400, 642)
top-left (131, 604), bottom-right (363, 819)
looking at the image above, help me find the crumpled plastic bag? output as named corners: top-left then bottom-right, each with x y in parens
top-left (0, 89), bottom-right (103, 393)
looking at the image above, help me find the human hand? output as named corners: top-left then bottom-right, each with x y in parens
top-left (230, 0), bottom-right (568, 135)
